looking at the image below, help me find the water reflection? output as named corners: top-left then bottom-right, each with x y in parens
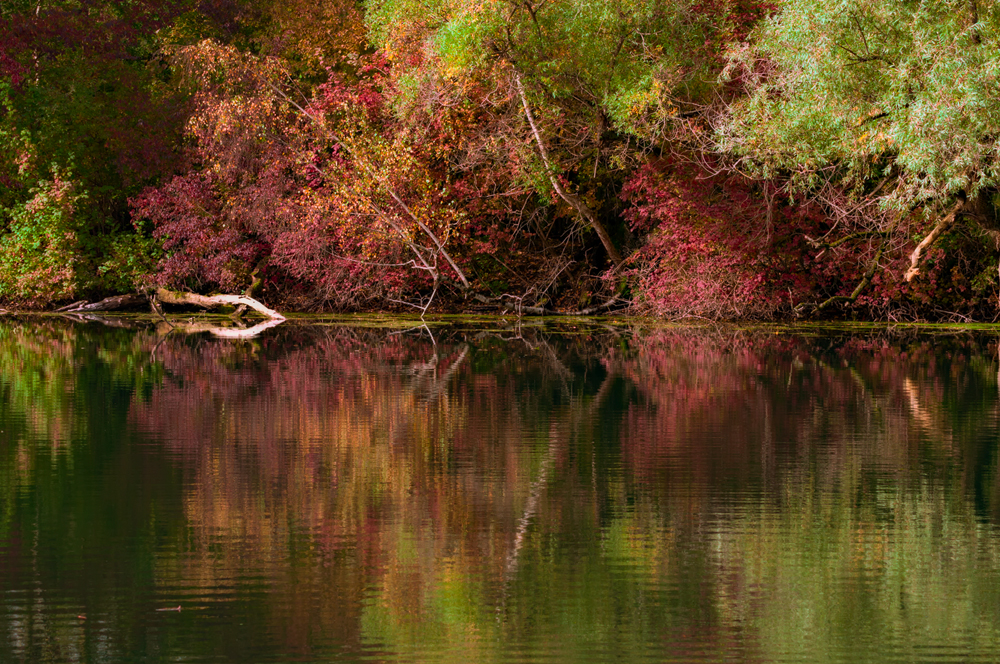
top-left (2, 319), bottom-right (1000, 662)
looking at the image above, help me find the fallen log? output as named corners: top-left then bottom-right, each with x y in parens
top-left (59, 313), bottom-right (144, 328)
top-left (61, 293), bottom-right (148, 313)
top-left (55, 300), bottom-right (90, 312)
top-left (154, 288), bottom-right (285, 320)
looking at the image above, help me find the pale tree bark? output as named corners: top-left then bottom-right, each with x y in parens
top-left (155, 287), bottom-right (285, 320)
top-left (159, 318), bottom-right (285, 339)
top-left (904, 200), bottom-right (964, 282)
top-left (514, 73), bottom-right (623, 266)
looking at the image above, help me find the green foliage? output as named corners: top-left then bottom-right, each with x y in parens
top-left (720, 0), bottom-right (1000, 208)
top-left (0, 175), bottom-right (84, 304)
top-left (0, 0), bottom-right (207, 306)
top-left (369, 0), bottom-right (723, 137)
top-left (0, 168), bottom-right (161, 304)
top-left (96, 233), bottom-right (165, 293)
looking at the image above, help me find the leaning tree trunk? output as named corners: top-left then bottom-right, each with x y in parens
top-left (514, 73), bottom-right (623, 266)
top-left (904, 199), bottom-right (964, 282)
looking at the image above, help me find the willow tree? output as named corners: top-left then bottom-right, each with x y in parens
top-left (718, 0), bottom-right (1000, 307)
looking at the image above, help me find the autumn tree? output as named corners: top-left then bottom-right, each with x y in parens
top-left (356, 0), bottom-right (778, 316)
top-left (0, 0), bottom-right (221, 304)
top-left (132, 33), bottom-right (476, 310)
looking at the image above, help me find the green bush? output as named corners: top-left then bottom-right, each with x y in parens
top-left (0, 175), bottom-right (83, 306)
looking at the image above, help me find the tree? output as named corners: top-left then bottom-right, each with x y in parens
top-left (0, 0), bottom-right (211, 304)
top-left (134, 39), bottom-right (471, 310)
top-left (718, 0), bottom-right (1000, 307)
top-left (366, 0), bottom-right (760, 268)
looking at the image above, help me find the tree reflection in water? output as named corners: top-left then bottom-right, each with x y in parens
top-left (2, 319), bottom-right (1000, 662)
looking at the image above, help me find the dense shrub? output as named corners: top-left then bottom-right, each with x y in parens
top-left (0, 175), bottom-right (81, 305)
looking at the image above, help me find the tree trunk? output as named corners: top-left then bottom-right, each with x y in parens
top-left (58, 294), bottom-right (148, 312)
top-left (904, 200), bottom-right (964, 282)
top-left (514, 73), bottom-right (623, 266)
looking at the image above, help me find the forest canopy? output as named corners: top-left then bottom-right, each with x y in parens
top-left (0, 0), bottom-right (997, 320)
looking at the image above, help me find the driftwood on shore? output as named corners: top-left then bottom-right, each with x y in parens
top-left (52, 289), bottom-right (284, 319)
top-left (154, 288), bottom-right (285, 320)
top-left (53, 288), bottom-right (286, 340)
top-left (30, 286), bottom-right (628, 320)
top-left (57, 294), bottom-right (148, 313)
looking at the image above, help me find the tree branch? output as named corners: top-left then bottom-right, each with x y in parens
top-left (513, 72), bottom-right (623, 265)
top-left (795, 243), bottom-right (887, 314)
top-left (904, 199), bottom-right (964, 282)
top-left (805, 230), bottom-right (892, 250)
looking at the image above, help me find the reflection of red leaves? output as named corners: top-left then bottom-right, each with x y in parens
top-left (620, 330), bottom-right (980, 493)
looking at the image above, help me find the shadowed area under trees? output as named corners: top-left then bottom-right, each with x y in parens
top-left (2, 0), bottom-right (1000, 320)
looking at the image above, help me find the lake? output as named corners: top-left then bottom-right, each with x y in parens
top-left (2, 317), bottom-right (1000, 663)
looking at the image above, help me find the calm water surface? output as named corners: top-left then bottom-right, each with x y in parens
top-left (3, 318), bottom-right (1000, 662)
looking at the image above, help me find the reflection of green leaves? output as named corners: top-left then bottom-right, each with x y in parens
top-left (362, 554), bottom-right (493, 662)
top-left (718, 486), bottom-right (1000, 663)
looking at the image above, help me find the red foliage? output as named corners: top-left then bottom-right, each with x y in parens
top-left (131, 172), bottom-right (266, 292)
top-left (0, 41), bottom-right (26, 87)
top-left (618, 156), bottom-right (1000, 320)
top-left (622, 159), bottom-right (809, 318)
top-left (132, 45), bottom-right (473, 308)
